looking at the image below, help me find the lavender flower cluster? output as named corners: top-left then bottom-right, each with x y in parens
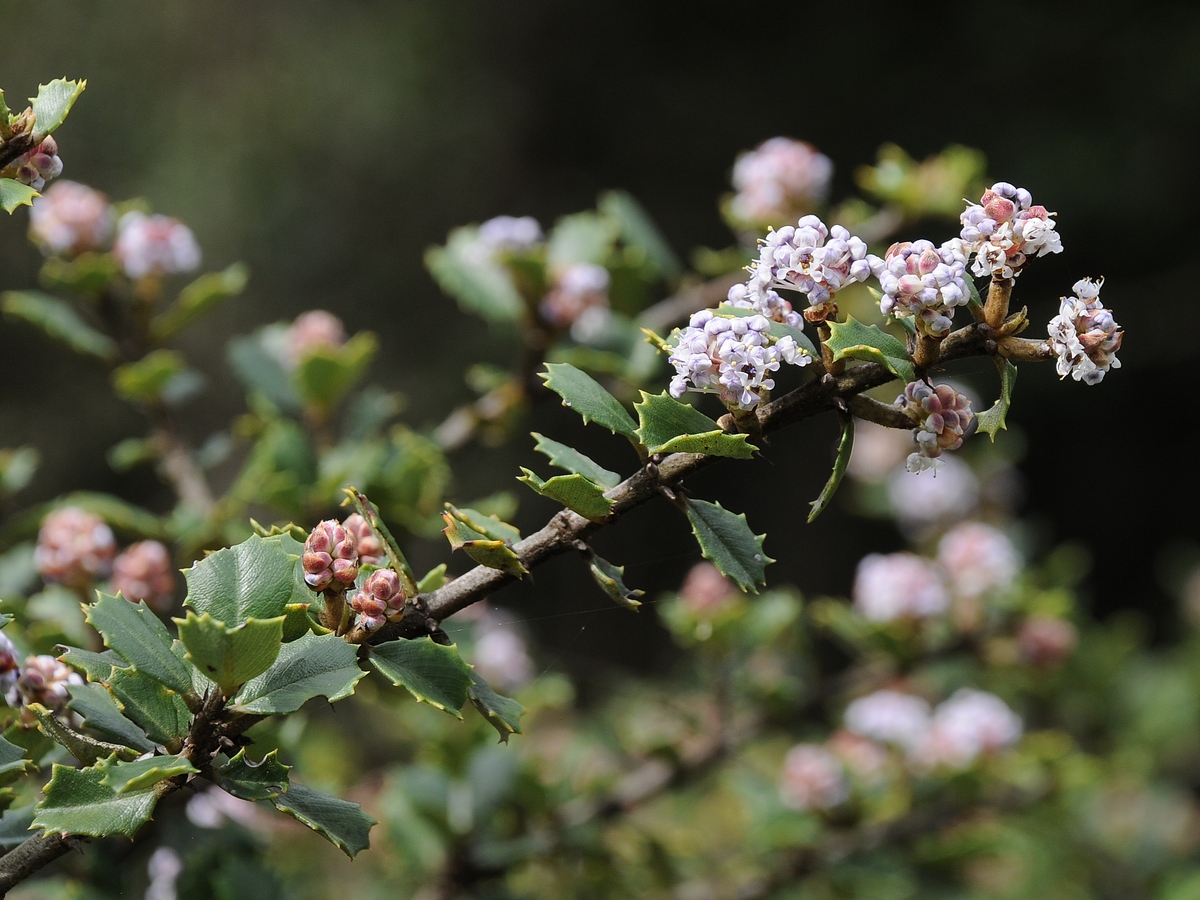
top-left (895, 381), bottom-right (975, 473)
top-left (867, 239), bottom-right (969, 336)
top-left (959, 182), bottom-right (1062, 279)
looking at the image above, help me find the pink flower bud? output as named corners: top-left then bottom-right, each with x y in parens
top-left (34, 507), bottom-right (117, 589)
top-left (113, 211), bottom-right (201, 279)
top-left (111, 540), bottom-right (177, 610)
top-left (343, 513), bottom-right (387, 567)
top-left (779, 743), bottom-right (847, 811)
top-left (302, 520), bottom-right (358, 592)
top-left (7, 654), bottom-right (82, 720)
top-left (28, 180), bottom-right (115, 256)
top-left (1016, 616), bottom-right (1077, 668)
top-left (348, 568), bottom-right (405, 632)
top-left (284, 310), bottom-right (346, 368)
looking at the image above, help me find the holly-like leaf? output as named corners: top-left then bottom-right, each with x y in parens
top-left (85, 594), bottom-right (194, 696)
top-left (152, 262), bottom-right (249, 341)
top-left (977, 359), bottom-right (1018, 440)
top-left (826, 317), bottom-right (915, 383)
top-left (587, 553), bottom-right (644, 609)
top-left (468, 671), bottom-right (525, 743)
top-left (231, 631), bottom-right (365, 715)
top-left (176, 611), bottom-right (285, 695)
top-left (213, 749), bottom-right (290, 801)
top-left (531, 432), bottom-right (620, 488)
top-left (280, 602), bottom-right (316, 642)
top-left (0, 178), bottom-right (38, 214)
top-left (59, 647), bottom-right (127, 682)
top-left (443, 504), bottom-right (521, 544)
top-left (1, 290), bottom-right (119, 360)
top-left (425, 226), bottom-right (525, 323)
top-left (32, 759), bottom-right (161, 839)
top-left (106, 668), bottom-right (192, 746)
top-left (183, 534), bottom-right (298, 628)
top-left (268, 783), bottom-right (375, 859)
top-left (808, 414), bottom-right (854, 523)
top-left (30, 78), bottom-right (86, 139)
top-left (684, 499), bottom-right (773, 593)
top-left (0, 805), bottom-right (35, 849)
top-left (441, 514), bottom-right (528, 579)
top-left (99, 754), bottom-right (197, 794)
top-left (517, 468), bottom-right (614, 522)
top-left (367, 638), bottom-right (473, 716)
top-left (27, 703), bottom-right (139, 765)
top-left (0, 735), bottom-right (34, 787)
top-left (66, 683), bottom-right (156, 753)
top-left (540, 363), bottom-right (638, 439)
top-left (633, 392), bottom-right (756, 458)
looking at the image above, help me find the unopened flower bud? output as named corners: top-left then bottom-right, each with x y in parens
top-left (0, 633), bottom-right (19, 699)
top-left (779, 743), bottom-right (848, 811)
top-left (867, 239), bottom-right (969, 337)
top-left (284, 310), bottom-right (346, 368)
top-left (7, 137), bottom-right (63, 192)
top-left (727, 137), bottom-right (833, 230)
top-left (343, 513), bottom-right (386, 567)
top-left (34, 507), bottom-right (117, 589)
top-left (348, 567), bottom-right (404, 632)
top-left (27, 180), bottom-right (115, 256)
top-left (1047, 277), bottom-right (1123, 385)
top-left (111, 540), bottom-right (176, 610)
top-left (6, 654), bottom-right (82, 722)
top-left (302, 519), bottom-right (359, 592)
top-left (113, 211), bottom-right (201, 279)
top-left (895, 381), bottom-right (974, 473)
top-left (1016, 615), bottom-right (1077, 668)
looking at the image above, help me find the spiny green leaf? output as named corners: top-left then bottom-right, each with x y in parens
top-left (66, 683), bottom-right (155, 753)
top-left (633, 391), bottom-right (756, 458)
top-left (85, 594), bottom-right (194, 695)
top-left (30, 78), bottom-right (86, 139)
top-left (826, 316), bottom-right (915, 383)
top-left (106, 667), bottom-right (192, 746)
top-left (183, 534), bottom-right (298, 627)
top-left (808, 414), bottom-right (854, 523)
top-left (367, 638), bottom-right (474, 716)
top-left (540, 363), bottom-right (638, 439)
top-left (280, 602), bottom-right (316, 642)
top-left (27, 703), bottom-right (139, 765)
top-left (152, 262), bottom-right (249, 340)
top-left (176, 611), bottom-right (285, 695)
top-left (33, 759), bottom-right (161, 839)
top-left (99, 754), bottom-right (197, 793)
top-left (468, 671), bottom-right (525, 743)
top-left (0, 179), bottom-right (38, 214)
top-left (231, 631), bottom-right (365, 715)
top-left (441, 514), bottom-right (528, 579)
top-left (268, 782), bottom-right (375, 859)
top-left (0, 735), bottom-right (34, 787)
top-left (1, 290), bottom-right (119, 360)
top-left (59, 647), bottom-right (127, 682)
top-left (684, 499), bottom-right (773, 593)
top-left (214, 749), bottom-right (290, 801)
top-left (444, 504), bottom-right (522, 544)
top-left (531, 432), bottom-right (621, 488)
top-left (977, 359), bottom-right (1018, 440)
top-left (517, 468), bottom-right (614, 522)
top-left (425, 227), bottom-right (525, 323)
top-left (587, 553), bottom-right (644, 609)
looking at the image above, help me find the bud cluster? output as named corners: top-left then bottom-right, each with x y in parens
top-left (27, 180), bottom-right (114, 256)
top-left (33, 507), bottom-right (117, 590)
top-left (348, 568), bottom-right (405, 631)
top-left (113, 211), bottom-right (202, 279)
top-left (302, 519), bottom-right (359, 591)
top-left (4, 136), bottom-right (63, 191)
top-left (539, 261), bottom-right (611, 335)
top-left (667, 309), bottom-right (806, 411)
top-left (110, 540), bottom-right (176, 610)
top-left (4, 653), bottom-right (83, 726)
top-left (895, 381), bottom-right (974, 473)
top-left (867, 239), bottom-right (969, 336)
top-left (343, 513), bottom-right (387, 567)
top-left (959, 182), bottom-right (1062, 279)
top-left (727, 137), bottom-right (833, 229)
top-left (1047, 277), bottom-right (1123, 384)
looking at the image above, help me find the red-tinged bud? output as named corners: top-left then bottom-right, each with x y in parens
top-left (302, 519), bottom-right (358, 592)
top-left (34, 507), bottom-right (116, 590)
top-left (348, 568), bottom-right (405, 632)
top-left (1017, 616), bottom-right (1077, 668)
top-left (111, 540), bottom-right (177, 611)
top-left (343, 513), bottom-right (387, 567)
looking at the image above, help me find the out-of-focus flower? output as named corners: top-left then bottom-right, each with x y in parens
top-left (540, 262), bottom-right (610, 333)
top-left (302, 520), bottom-right (358, 592)
top-left (343, 513), bottom-right (387, 567)
top-left (145, 847), bottom-right (183, 900)
top-left (909, 688), bottom-right (1022, 771)
top-left (348, 568), bottom-right (405, 632)
top-left (827, 730), bottom-right (891, 785)
top-left (111, 540), bottom-right (176, 610)
top-left (34, 507), bottom-right (116, 589)
top-left (779, 743), bottom-right (848, 811)
top-left (727, 137), bottom-right (833, 229)
top-left (846, 419), bottom-right (914, 483)
top-left (113, 211), bottom-right (201, 279)
top-left (7, 136), bottom-right (63, 192)
top-left (1047, 277), bottom-right (1123, 385)
top-left (887, 455), bottom-right (981, 533)
top-left (868, 239), bottom-right (969, 337)
top-left (477, 215), bottom-right (544, 254)
top-left (843, 689), bottom-right (932, 751)
top-left (27, 180), bottom-right (115, 256)
top-left (5, 654), bottom-right (83, 724)
top-left (896, 381), bottom-right (974, 474)
top-left (186, 786), bottom-right (269, 829)
top-left (472, 627), bottom-right (536, 692)
top-left (853, 552), bottom-right (950, 623)
top-left (668, 309), bottom-right (807, 411)
top-left (285, 310), bottom-right (346, 368)
top-left (1017, 615), bottom-right (1078, 668)
top-left (678, 561), bottom-right (741, 616)
top-left (0, 632), bottom-right (19, 700)
top-left (959, 182), bottom-right (1062, 279)
top-left (937, 522), bottom-right (1020, 599)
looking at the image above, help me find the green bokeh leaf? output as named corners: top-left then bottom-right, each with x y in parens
top-left (425, 226), bottom-right (525, 323)
top-left (826, 316), bottom-right (915, 384)
top-left (85, 593), bottom-right (194, 696)
top-left (540, 363), bottom-right (638, 439)
top-left (0, 290), bottom-right (118, 360)
top-left (598, 190), bottom-right (684, 280)
top-left (367, 637), bottom-right (474, 716)
top-left (112, 350), bottom-right (193, 405)
top-left (546, 211), bottom-right (618, 268)
top-left (268, 782), bottom-right (375, 859)
top-left (214, 749), bottom-right (290, 801)
top-left (294, 331), bottom-right (378, 410)
top-left (517, 468), bottom-right (614, 522)
top-left (684, 499), bottom-right (773, 593)
top-left (231, 631), bottom-right (365, 715)
top-left (468, 671), bottom-right (525, 744)
top-left (633, 391), bottom-right (756, 458)
top-left (531, 432), bottom-right (620, 488)
top-left (152, 262), bottom-right (249, 341)
top-left (176, 611), bottom-right (285, 695)
top-left (183, 534), bottom-right (298, 628)
top-left (33, 758), bottom-right (160, 839)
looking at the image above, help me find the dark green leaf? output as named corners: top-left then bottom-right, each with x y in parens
top-left (27, 703), bottom-right (139, 765)
top-left (0, 735), bottom-right (34, 787)
top-left (59, 647), bottom-right (127, 682)
top-left (531, 432), bottom-right (620, 488)
top-left (280, 602), bottom-right (316, 642)
top-left (587, 552), bottom-right (644, 609)
top-left (30, 78), bottom-right (86, 139)
top-left (152, 262), bottom-right (249, 340)
top-left (0, 178), bottom-right (38, 214)
top-left (106, 667), bottom-right (192, 746)
top-left (227, 327), bottom-right (302, 413)
top-left (367, 638), bottom-right (473, 716)
top-left (826, 316), bottom-right (915, 383)
top-left (231, 631), bottom-right (365, 715)
top-left (977, 359), bottom-right (1018, 440)
top-left (808, 414), bottom-right (854, 523)
top-left (183, 534), bottom-right (298, 627)
top-left (441, 514), bottom-right (528, 579)
top-left (517, 468), bottom-right (614, 522)
top-left (213, 749), bottom-right (290, 801)
top-left (269, 782), bottom-right (375, 858)
top-left (99, 753), bottom-right (197, 793)
top-left (176, 611), bottom-right (285, 695)
top-left (32, 758), bottom-right (161, 839)
top-left (540, 363), bottom-right (638, 438)
top-left (66, 683), bottom-right (155, 753)
top-left (444, 504), bottom-right (522, 544)
top-left (0, 805), bottom-right (35, 849)
top-left (85, 593), bottom-right (194, 695)
top-left (468, 671), bottom-right (525, 743)
top-left (633, 391), bottom-right (756, 458)
top-left (1, 290), bottom-right (118, 360)
top-left (684, 499), bottom-right (773, 593)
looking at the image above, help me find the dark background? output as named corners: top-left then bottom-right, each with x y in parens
top-left (2, 2), bottom-right (1195, 677)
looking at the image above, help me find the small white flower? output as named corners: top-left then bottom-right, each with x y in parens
top-left (1047, 277), bottom-right (1122, 384)
top-left (844, 690), bottom-right (932, 751)
top-left (852, 552), bottom-right (950, 622)
top-left (113, 212), bottom-right (201, 279)
top-left (959, 183), bottom-right (1062, 279)
top-left (909, 689), bottom-right (1022, 771)
top-left (779, 743), bottom-right (848, 811)
top-left (937, 522), bottom-right (1020, 599)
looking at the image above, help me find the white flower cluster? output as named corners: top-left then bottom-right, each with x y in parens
top-left (28, 180), bottom-right (115, 256)
top-left (477, 214), bottom-right (544, 254)
top-left (667, 309), bottom-right (808, 411)
top-left (959, 182), bottom-right (1062, 279)
top-left (936, 521), bottom-right (1020, 599)
top-left (778, 743), bottom-right (849, 812)
top-left (734, 216), bottom-right (871, 320)
top-left (728, 137), bottom-right (833, 228)
top-left (1047, 277), bottom-right (1123, 384)
top-left (868, 239), bottom-right (970, 336)
top-left (843, 687), bottom-right (1023, 772)
top-left (852, 552), bottom-right (950, 622)
top-left (896, 381), bottom-right (974, 474)
top-left (113, 211), bottom-right (201, 279)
